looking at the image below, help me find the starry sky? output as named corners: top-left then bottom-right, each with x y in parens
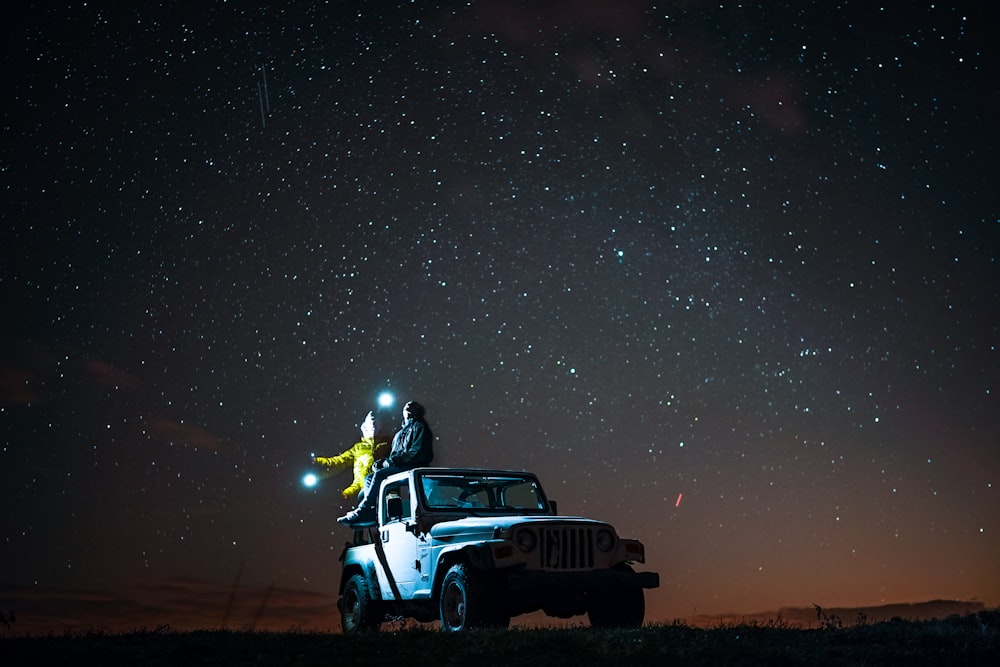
top-left (2, 1), bottom-right (997, 632)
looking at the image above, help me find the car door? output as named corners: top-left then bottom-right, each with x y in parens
top-left (378, 479), bottom-right (420, 599)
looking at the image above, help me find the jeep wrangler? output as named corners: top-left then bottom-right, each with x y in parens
top-left (336, 467), bottom-right (659, 632)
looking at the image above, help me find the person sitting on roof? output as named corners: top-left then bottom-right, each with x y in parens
top-left (314, 411), bottom-right (389, 498)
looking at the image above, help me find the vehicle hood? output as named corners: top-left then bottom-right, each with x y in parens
top-left (427, 514), bottom-right (611, 540)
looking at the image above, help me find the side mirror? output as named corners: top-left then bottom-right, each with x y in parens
top-left (386, 495), bottom-right (404, 521)
top-left (549, 500), bottom-right (558, 515)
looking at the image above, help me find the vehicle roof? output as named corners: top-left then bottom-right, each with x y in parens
top-left (411, 467), bottom-right (541, 476)
top-left (382, 467), bottom-right (542, 484)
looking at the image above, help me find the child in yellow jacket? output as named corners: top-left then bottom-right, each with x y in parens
top-left (314, 411), bottom-right (390, 498)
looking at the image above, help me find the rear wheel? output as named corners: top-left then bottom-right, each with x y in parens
top-left (439, 563), bottom-right (509, 631)
top-left (587, 565), bottom-right (645, 628)
top-left (341, 574), bottom-right (380, 633)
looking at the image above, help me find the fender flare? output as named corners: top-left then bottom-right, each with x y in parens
top-left (340, 560), bottom-right (383, 601)
top-left (438, 542), bottom-right (498, 569)
top-left (431, 542), bottom-right (501, 597)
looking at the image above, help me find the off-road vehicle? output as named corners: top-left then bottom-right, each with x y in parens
top-left (337, 467), bottom-right (659, 632)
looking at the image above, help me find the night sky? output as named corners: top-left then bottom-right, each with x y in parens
top-left (2, 1), bottom-right (997, 632)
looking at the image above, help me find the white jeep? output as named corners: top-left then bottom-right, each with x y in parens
top-left (336, 467), bottom-right (659, 632)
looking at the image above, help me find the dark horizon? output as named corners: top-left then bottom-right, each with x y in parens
top-left (0, 577), bottom-right (989, 635)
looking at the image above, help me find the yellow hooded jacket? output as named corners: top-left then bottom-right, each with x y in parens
top-left (315, 436), bottom-right (389, 498)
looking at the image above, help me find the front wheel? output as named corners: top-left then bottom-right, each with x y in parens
top-left (341, 574), bottom-right (380, 633)
top-left (587, 565), bottom-right (646, 628)
top-left (439, 563), bottom-right (509, 632)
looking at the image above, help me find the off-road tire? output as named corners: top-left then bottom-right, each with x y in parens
top-left (587, 564), bottom-right (645, 628)
top-left (341, 574), bottom-right (380, 633)
top-left (439, 563), bottom-right (509, 631)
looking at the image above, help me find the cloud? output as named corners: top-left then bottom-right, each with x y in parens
top-left (83, 359), bottom-right (142, 390)
top-left (0, 578), bottom-right (341, 635)
top-left (0, 334), bottom-right (142, 406)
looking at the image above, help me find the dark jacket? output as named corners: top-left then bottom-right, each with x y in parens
top-left (385, 418), bottom-right (434, 469)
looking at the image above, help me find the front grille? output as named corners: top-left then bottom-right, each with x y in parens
top-left (539, 526), bottom-right (595, 570)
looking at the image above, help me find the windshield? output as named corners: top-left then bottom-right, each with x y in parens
top-left (419, 473), bottom-right (549, 512)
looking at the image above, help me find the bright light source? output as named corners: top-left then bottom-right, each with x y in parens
top-left (377, 392), bottom-right (394, 408)
top-left (302, 473), bottom-right (318, 488)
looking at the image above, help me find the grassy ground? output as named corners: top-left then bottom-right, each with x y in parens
top-left (2, 611), bottom-right (998, 666)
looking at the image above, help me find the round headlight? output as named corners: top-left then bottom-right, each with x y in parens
top-left (596, 529), bottom-right (616, 552)
top-left (514, 528), bottom-right (537, 552)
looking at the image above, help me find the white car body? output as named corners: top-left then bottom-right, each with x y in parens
top-left (337, 467), bottom-right (659, 632)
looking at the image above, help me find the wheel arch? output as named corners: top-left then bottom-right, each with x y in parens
top-left (431, 544), bottom-right (496, 600)
top-left (339, 561), bottom-right (382, 598)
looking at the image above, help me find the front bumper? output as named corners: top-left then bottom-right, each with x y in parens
top-left (506, 567), bottom-right (659, 591)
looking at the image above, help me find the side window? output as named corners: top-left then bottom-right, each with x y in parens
top-left (382, 481), bottom-right (412, 522)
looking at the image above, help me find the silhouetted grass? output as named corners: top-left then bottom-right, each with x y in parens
top-left (2, 611), bottom-right (998, 666)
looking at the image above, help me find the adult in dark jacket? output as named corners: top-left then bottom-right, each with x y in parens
top-left (337, 400), bottom-right (433, 525)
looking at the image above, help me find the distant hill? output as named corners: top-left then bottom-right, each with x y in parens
top-left (684, 599), bottom-right (988, 628)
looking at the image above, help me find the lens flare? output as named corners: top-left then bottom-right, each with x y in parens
top-left (378, 392), bottom-right (394, 408)
top-left (302, 473), bottom-right (319, 488)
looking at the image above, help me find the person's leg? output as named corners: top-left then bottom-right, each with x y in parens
top-left (357, 467), bottom-right (405, 514)
top-left (355, 469), bottom-right (386, 514)
top-left (351, 471), bottom-right (375, 510)
top-left (338, 467), bottom-right (394, 524)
